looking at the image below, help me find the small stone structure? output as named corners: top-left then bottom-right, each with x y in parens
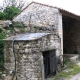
top-left (4, 33), bottom-right (61, 80)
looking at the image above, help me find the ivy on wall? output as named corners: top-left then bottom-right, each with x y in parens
top-left (0, 22), bottom-right (26, 67)
top-left (0, 31), bottom-right (6, 67)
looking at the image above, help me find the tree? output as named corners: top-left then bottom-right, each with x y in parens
top-left (4, 6), bottom-right (21, 20)
top-left (3, 0), bottom-right (26, 10)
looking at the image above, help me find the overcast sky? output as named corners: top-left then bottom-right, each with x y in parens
top-left (0, 0), bottom-right (80, 16)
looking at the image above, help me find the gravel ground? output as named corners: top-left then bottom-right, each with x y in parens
top-left (69, 73), bottom-right (80, 80)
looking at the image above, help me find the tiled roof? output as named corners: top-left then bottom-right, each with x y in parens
top-left (13, 1), bottom-right (80, 20)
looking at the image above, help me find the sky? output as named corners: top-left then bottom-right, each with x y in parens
top-left (0, 0), bottom-right (80, 16)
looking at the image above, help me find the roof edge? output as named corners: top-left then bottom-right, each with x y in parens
top-left (13, 1), bottom-right (80, 21)
top-left (59, 9), bottom-right (80, 20)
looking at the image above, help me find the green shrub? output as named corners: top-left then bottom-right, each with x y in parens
top-left (64, 57), bottom-right (69, 64)
top-left (13, 22), bottom-right (24, 28)
top-left (0, 31), bottom-right (6, 67)
top-left (13, 22), bottom-right (26, 32)
top-left (20, 27), bottom-right (26, 32)
top-left (6, 26), bottom-right (14, 33)
top-left (0, 28), bottom-right (3, 33)
top-left (4, 6), bottom-right (21, 20)
top-left (0, 40), bottom-right (4, 66)
top-left (0, 12), bottom-right (6, 20)
top-left (0, 31), bottom-right (6, 39)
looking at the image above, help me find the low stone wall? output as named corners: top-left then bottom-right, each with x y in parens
top-left (4, 34), bottom-right (61, 80)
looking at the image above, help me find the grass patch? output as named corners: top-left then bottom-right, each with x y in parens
top-left (70, 65), bottom-right (80, 75)
top-left (53, 58), bottom-right (80, 80)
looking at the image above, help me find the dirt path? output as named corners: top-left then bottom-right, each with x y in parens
top-left (69, 73), bottom-right (80, 80)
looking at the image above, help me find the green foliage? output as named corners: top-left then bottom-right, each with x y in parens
top-left (13, 22), bottom-right (24, 28)
top-left (63, 57), bottom-right (69, 64)
top-left (0, 40), bottom-right (4, 66)
top-left (0, 12), bottom-right (6, 20)
top-left (0, 31), bottom-right (6, 67)
top-left (0, 28), bottom-right (3, 33)
top-left (6, 26), bottom-right (14, 33)
top-left (4, 6), bottom-right (21, 20)
top-left (0, 31), bottom-right (6, 39)
top-left (13, 22), bottom-right (26, 32)
top-left (54, 61), bottom-right (80, 80)
top-left (20, 27), bottom-right (26, 32)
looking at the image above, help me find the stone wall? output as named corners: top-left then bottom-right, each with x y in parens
top-left (13, 2), bottom-right (63, 55)
top-left (4, 34), bottom-right (61, 80)
top-left (13, 2), bottom-right (59, 29)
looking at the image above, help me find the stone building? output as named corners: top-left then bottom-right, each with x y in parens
top-left (13, 2), bottom-right (63, 55)
top-left (4, 1), bottom-right (80, 80)
top-left (13, 1), bottom-right (80, 55)
top-left (4, 33), bottom-right (61, 80)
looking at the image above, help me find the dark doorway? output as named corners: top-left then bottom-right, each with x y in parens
top-left (43, 50), bottom-right (56, 78)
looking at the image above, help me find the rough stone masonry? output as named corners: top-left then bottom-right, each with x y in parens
top-left (4, 33), bottom-right (61, 80)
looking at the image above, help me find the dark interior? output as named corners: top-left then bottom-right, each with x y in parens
top-left (42, 50), bottom-right (56, 78)
top-left (62, 15), bottom-right (80, 54)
